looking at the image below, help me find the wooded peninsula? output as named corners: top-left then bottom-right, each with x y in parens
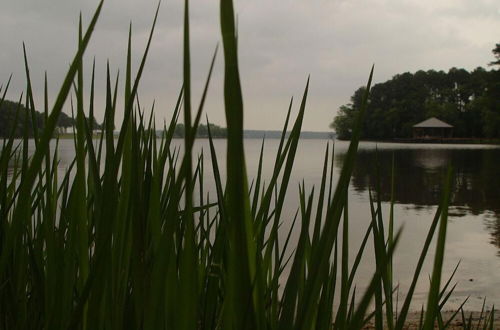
top-left (332, 44), bottom-right (500, 140)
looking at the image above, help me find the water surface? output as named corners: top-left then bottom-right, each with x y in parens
top-left (22, 138), bottom-right (500, 310)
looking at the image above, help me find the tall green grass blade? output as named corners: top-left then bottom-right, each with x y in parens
top-left (312, 143), bottom-right (330, 247)
top-left (0, 74), bottom-right (12, 110)
top-left (423, 166), bottom-right (453, 330)
top-left (22, 43), bottom-right (39, 145)
top-left (275, 97), bottom-right (293, 167)
top-left (347, 222), bottom-right (373, 289)
top-left (368, 189), bottom-right (384, 330)
top-left (177, 1), bottom-right (199, 328)
top-left (273, 79), bottom-right (309, 226)
top-left (251, 138), bottom-right (265, 218)
top-left (334, 192), bottom-right (350, 329)
top-left (220, 0), bottom-right (262, 328)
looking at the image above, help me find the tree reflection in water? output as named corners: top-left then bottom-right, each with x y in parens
top-left (337, 146), bottom-right (500, 254)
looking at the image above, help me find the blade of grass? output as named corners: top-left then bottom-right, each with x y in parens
top-left (422, 166), bottom-right (453, 330)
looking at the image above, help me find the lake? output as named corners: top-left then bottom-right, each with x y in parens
top-left (30, 138), bottom-right (500, 310)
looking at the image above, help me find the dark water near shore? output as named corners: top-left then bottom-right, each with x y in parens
top-left (24, 138), bottom-right (500, 310)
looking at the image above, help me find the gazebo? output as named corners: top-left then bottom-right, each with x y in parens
top-left (412, 117), bottom-right (453, 139)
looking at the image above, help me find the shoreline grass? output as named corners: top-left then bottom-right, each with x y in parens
top-left (0, 0), bottom-right (495, 329)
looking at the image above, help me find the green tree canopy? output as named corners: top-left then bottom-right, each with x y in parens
top-left (0, 99), bottom-right (101, 137)
top-left (331, 66), bottom-right (500, 140)
top-left (489, 43), bottom-right (500, 67)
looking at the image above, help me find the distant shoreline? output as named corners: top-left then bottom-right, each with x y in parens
top-left (243, 130), bottom-right (334, 139)
top-left (52, 130), bottom-right (336, 140)
top-left (336, 137), bottom-right (500, 145)
top-left (37, 134), bottom-right (500, 144)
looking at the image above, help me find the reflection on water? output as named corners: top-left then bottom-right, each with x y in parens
top-left (340, 145), bottom-right (500, 254)
top-left (330, 142), bottom-right (500, 309)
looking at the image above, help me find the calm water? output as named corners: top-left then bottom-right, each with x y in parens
top-left (25, 138), bottom-right (500, 310)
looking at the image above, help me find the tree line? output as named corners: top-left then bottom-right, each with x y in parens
top-left (0, 98), bottom-right (227, 139)
top-left (332, 43), bottom-right (500, 140)
top-left (0, 99), bottom-right (102, 137)
top-left (172, 123), bottom-right (227, 138)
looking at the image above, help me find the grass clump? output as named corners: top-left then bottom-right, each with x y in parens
top-left (0, 0), bottom-right (495, 329)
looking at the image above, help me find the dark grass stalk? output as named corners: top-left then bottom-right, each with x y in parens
top-left (423, 166), bottom-right (453, 330)
top-left (23, 44), bottom-right (39, 146)
top-left (220, 1), bottom-right (262, 328)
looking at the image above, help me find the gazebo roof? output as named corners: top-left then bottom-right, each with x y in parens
top-left (413, 117), bottom-right (453, 128)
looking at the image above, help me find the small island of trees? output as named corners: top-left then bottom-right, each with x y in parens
top-left (332, 43), bottom-right (500, 140)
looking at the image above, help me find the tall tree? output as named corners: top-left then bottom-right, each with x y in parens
top-left (489, 43), bottom-right (500, 66)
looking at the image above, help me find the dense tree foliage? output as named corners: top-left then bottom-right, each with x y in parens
top-left (332, 45), bottom-right (500, 140)
top-left (173, 123), bottom-right (227, 138)
top-left (0, 99), bottom-right (101, 137)
top-left (490, 43), bottom-right (500, 67)
top-left (1, 99), bottom-right (71, 137)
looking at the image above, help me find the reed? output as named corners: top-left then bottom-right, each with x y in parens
top-left (0, 0), bottom-right (494, 329)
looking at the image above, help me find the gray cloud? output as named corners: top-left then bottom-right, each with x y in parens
top-left (0, 0), bottom-right (498, 131)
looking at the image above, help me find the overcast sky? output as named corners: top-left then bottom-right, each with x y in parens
top-left (0, 0), bottom-right (499, 131)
